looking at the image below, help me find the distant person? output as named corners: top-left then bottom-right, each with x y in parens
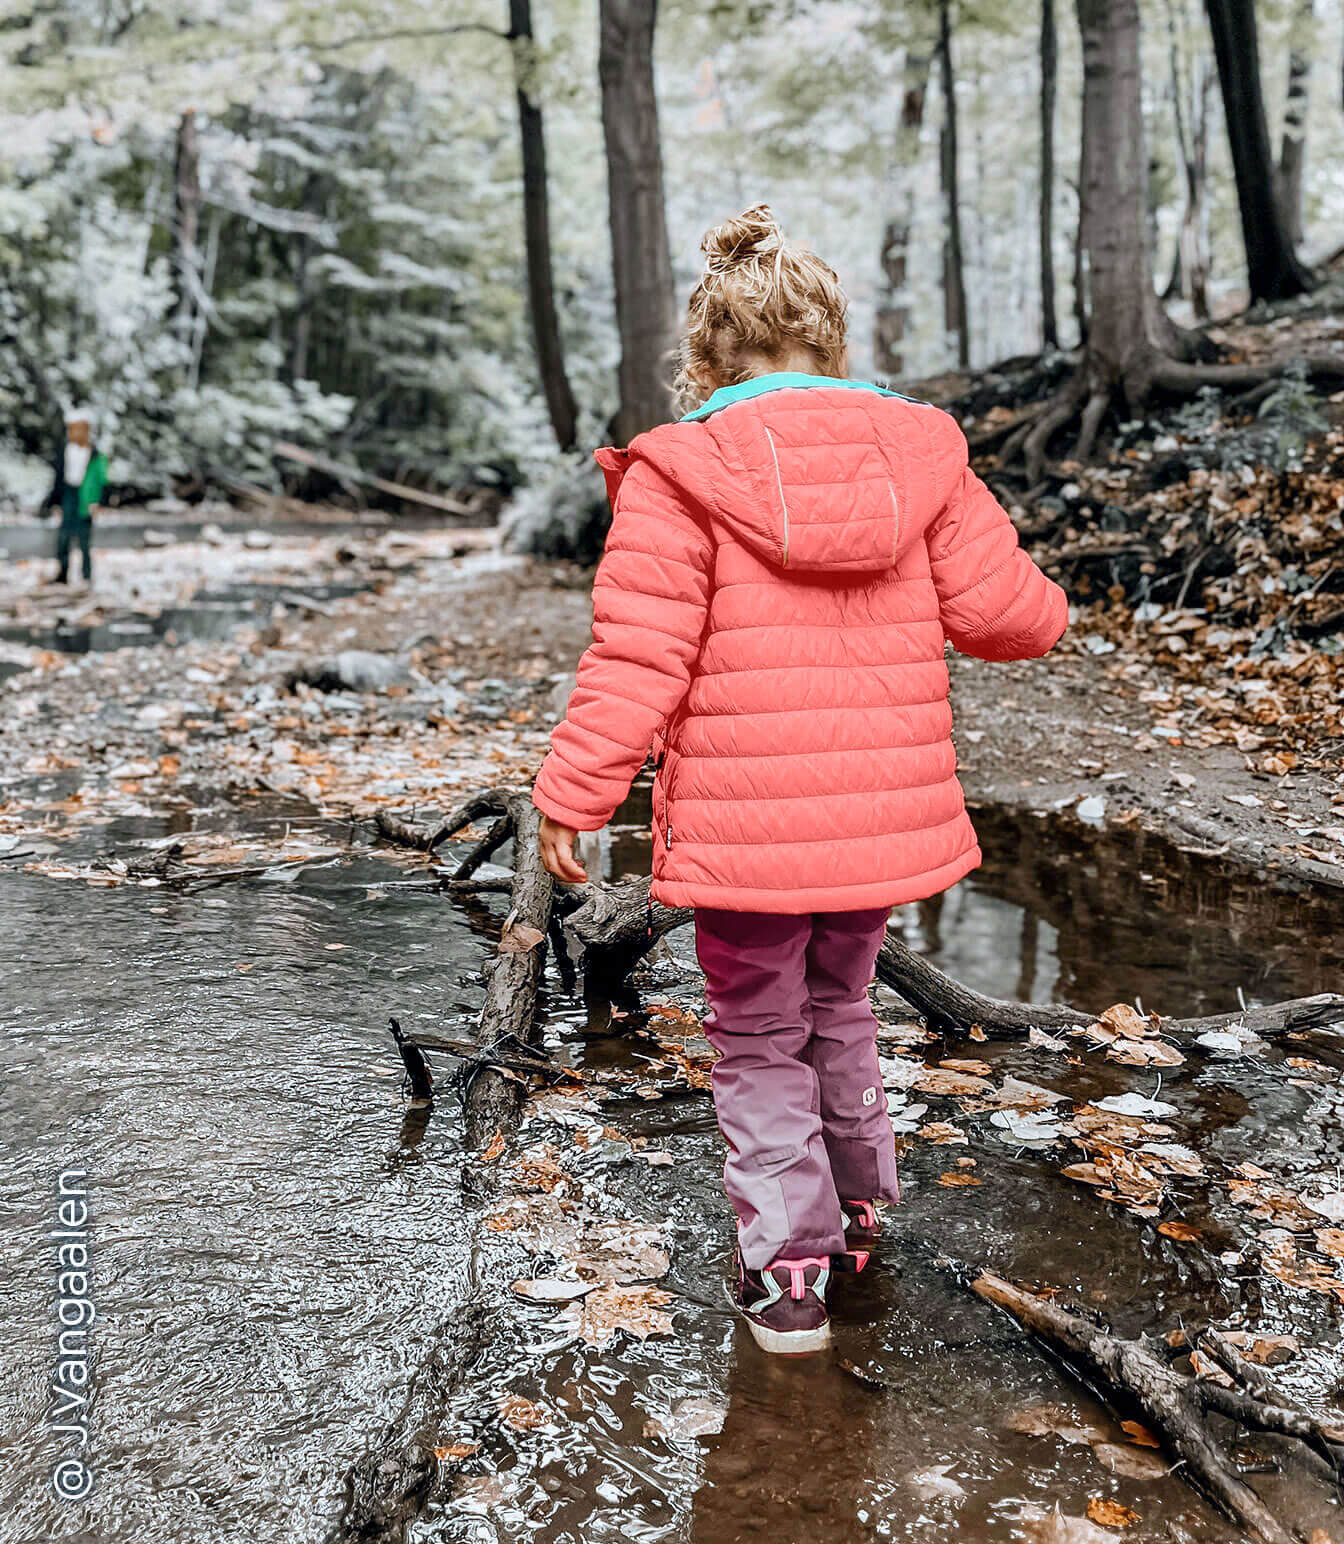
top-left (532, 205), bottom-right (1068, 1353)
top-left (46, 408), bottom-right (108, 586)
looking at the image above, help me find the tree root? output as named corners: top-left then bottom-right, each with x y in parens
top-left (964, 1267), bottom-right (1344, 1544)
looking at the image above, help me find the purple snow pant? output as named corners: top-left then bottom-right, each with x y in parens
top-left (694, 907), bottom-right (902, 1270)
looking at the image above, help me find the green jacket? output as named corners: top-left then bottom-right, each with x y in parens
top-left (50, 446), bottom-right (109, 520)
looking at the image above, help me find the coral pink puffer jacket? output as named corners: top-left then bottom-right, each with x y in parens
top-left (532, 374), bottom-right (1068, 913)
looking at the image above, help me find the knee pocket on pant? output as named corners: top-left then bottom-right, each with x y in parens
top-left (739, 1142), bottom-right (810, 1175)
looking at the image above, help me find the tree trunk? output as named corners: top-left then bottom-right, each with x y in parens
top-left (1276, 0), bottom-right (1313, 247)
top-left (1203, 0), bottom-right (1314, 302)
top-left (598, 0), bottom-right (676, 444)
top-left (1075, 0), bottom-right (1169, 405)
top-left (1163, 7), bottom-right (1214, 321)
top-left (938, 0), bottom-right (969, 369)
top-left (172, 109), bottom-right (201, 347)
top-left (874, 48), bottom-right (932, 378)
top-left (510, 0), bottom-right (579, 453)
top-left (1039, 0), bottom-right (1059, 349)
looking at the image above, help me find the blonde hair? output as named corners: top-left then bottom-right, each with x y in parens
top-left (673, 204), bottom-right (849, 415)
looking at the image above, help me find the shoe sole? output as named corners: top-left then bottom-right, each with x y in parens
top-left (723, 1277), bottom-right (832, 1355)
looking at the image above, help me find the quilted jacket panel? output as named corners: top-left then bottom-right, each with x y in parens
top-left (532, 380), bottom-right (1068, 912)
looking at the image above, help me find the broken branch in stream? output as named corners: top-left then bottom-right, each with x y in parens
top-left (964, 1266), bottom-right (1344, 1544)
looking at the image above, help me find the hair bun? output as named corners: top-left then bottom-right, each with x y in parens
top-left (701, 203), bottom-right (783, 276)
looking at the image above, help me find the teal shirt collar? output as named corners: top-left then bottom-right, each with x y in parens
top-left (680, 371), bottom-right (920, 422)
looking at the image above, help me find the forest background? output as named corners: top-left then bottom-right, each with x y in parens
top-left (1, 0), bottom-right (1341, 553)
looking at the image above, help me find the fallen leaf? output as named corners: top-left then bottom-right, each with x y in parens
top-left (511, 1277), bottom-right (594, 1302)
top-left (1158, 1220), bottom-right (1202, 1241)
top-left (1107, 1038), bottom-right (1185, 1067)
top-left (1091, 1442), bottom-right (1168, 1481)
top-left (915, 1066), bottom-right (992, 1097)
top-left (1087, 1498), bottom-right (1139, 1528)
top-left (1008, 1403), bottom-right (1110, 1447)
top-left (1097, 1004), bottom-right (1153, 1039)
top-left (969, 1024), bottom-right (987, 1042)
top-left (1316, 1229), bottom-right (1344, 1262)
top-left (480, 1129), bottom-right (506, 1163)
top-left (920, 1121), bottom-right (969, 1144)
top-left (499, 922), bottom-right (545, 953)
top-left (497, 1393), bottom-right (551, 1430)
top-left (940, 1058), bottom-right (991, 1077)
top-left (556, 1283), bottom-right (675, 1348)
top-left (938, 1172), bottom-right (983, 1187)
top-left (1121, 1420), bottom-right (1161, 1447)
top-left (434, 1440), bottom-right (480, 1461)
top-left (906, 1463), bottom-right (966, 1500)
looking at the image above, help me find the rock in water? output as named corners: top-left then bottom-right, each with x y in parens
top-left (296, 651), bottom-right (413, 694)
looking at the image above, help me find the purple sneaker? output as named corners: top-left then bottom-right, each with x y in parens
top-left (731, 1252), bottom-right (832, 1354)
top-left (832, 1199), bottom-right (881, 1274)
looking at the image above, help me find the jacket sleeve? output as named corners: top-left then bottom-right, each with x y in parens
top-left (532, 464), bottom-right (714, 831)
top-left (926, 426), bottom-right (1068, 662)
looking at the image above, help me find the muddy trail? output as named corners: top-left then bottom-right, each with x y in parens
top-left (3, 506), bottom-right (1344, 1543)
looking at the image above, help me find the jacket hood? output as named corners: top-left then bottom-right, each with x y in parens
top-left (595, 375), bottom-right (947, 576)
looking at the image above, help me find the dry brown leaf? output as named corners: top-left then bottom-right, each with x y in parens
top-left (1087, 1498), bottom-right (1139, 1528)
top-left (919, 1121), bottom-right (969, 1144)
top-left (940, 1058), bottom-right (992, 1077)
top-left (1157, 1220), bottom-right (1201, 1242)
top-left (1098, 1004), bottom-right (1153, 1038)
top-left (969, 1024), bottom-right (987, 1042)
top-left (1106, 1038), bottom-right (1185, 1067)
top-left (1316, 1228), bottom-right (1344, 1262)
top-left (480, 1129), bottom-right (506, 1163)
top-left (938, 1172), bottom-right (983, 1187)
top-left (1121, 1419), bottom-right (1161, 1447)
top-left (499, 922), bottom-right (545, 953)
top-left (1062, 1162), bottom-right (1106, 1186)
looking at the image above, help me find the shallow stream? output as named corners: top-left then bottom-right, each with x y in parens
top-left (3, 789), bottom-right (1343, 1543)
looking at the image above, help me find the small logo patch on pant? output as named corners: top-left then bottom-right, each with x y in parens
top-left (861, 1086), bottom-right (877, 1107)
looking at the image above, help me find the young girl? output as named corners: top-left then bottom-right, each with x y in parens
top-left (532, 205), bottom-right (1067, 1354)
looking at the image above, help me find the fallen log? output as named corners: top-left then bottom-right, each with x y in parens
top-left (376, 792), bottom-right (553, 1147)
top-left (965, 1266), bottom-right (1344, 1544)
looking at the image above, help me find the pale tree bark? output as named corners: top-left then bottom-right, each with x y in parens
top-left (1203, 0), bottom-right (1314, 302)
top-left (1276, 0), bottom-right (1314, 247)
top-left (874, 46), bottom-right (932, 378)
top-left (1162, 0), bottom-right (1213, 319)
top-left (509, 0), bottom-right (579, 452)
top-left (598, 0), bottom-right (676, 444)
top-left (172, 109), bottom-right (201, 347)
top-left (1039, 0), bottom-right (1058, 349)
top-left (938, 0), bottom-right (969, 369)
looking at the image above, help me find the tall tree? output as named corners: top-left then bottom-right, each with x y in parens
top-left (874, 46), bottom-right (932, 378)
top-left (1162, 0), bottom-right (1213, 319)
top-left (1004, 0), bottom-right (1341, 481)
top-left (1276, 0), bottom-right (1314, 246)
top-left (172, 108), bottom-right (201, 347)
top-left (1038, 0), bottom-right (1058, 349)
top-left (598, 0), bottom-right (676, 444)
top-left (937, 0), bottom-right (968, 369)
top-left (510, 0), bottom-right (578, 452)
top-left (1203, 0), bottom-right (1313, 302)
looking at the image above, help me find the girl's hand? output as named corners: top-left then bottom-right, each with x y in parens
top-left (538, 816), bottom-right (587, 884)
